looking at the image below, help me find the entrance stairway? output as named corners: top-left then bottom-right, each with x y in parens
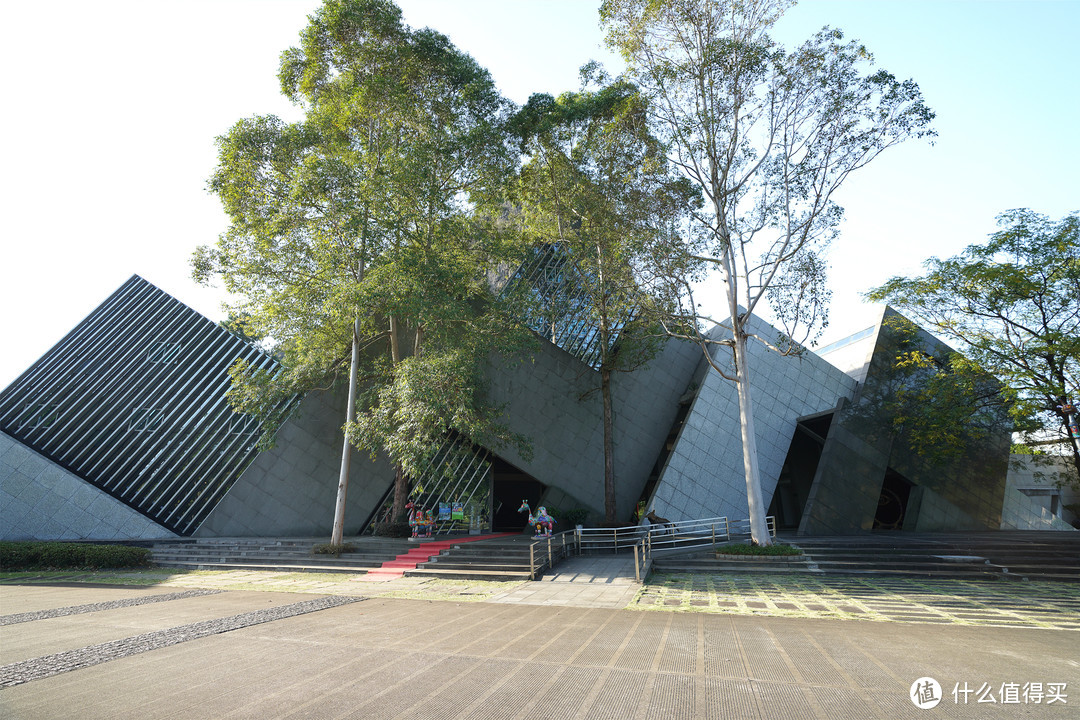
top-left (149, 534), bottom-right (540, 580)
top-left (652, 532), bottom-right (1080, 581)
top-left (407, 535), bottom-right (538, 581)
top-left (151, 531), bottom-right (1080, 583)
top-left (791, 532), bottom-right (1080, 582)
top-left (149, 537), bottom-right (412, 573)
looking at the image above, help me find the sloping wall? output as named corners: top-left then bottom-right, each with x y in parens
top-left (647, 316), bottom-right (858, 523)
top-left (194, 387), bottom-right (392, 537)
top-left (486, 334), bottom-right (704, 522)
top-left (198, 331), bottom-right (705, 535)
top-left (800, 308), bottom-right (1012, 534)
top-left (1, 431), bottom-right (176, 541)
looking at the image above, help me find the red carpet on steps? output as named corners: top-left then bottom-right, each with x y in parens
top-left (355, 532), bottom-right (518, 581)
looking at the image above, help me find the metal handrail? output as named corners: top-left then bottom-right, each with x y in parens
top-left (523, 516), bottom-right (777, 581)
top-left (526, 530), bottom-right (578, 580)
top-left (632, 531), bottom-right (652, 582)
top-left (576, 515), bottom-right (777, 558)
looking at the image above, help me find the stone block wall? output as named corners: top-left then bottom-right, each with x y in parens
top-left (1000, 456), bottom-right (1078, 531)
top-left (1, 431), bottom-right (176, 541)
top-left (649, 316), bottom-right (858, 523)
top-left (487, 334), bottom-right (704, 521)
top-left (194, 387), bottom-right (392, 537)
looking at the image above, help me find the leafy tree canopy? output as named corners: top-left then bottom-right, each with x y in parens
top-left (868, 209), bottom-right (1080, 483)
top-left (600, 0), bottom-right (935, 543)
top-left (506, 64), bottom-right (695, 522)
top-left (194, 0), bottom-right (532, 532)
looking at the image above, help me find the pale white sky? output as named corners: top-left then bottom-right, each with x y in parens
top-left (1, 0), bottom-right (1077, 387)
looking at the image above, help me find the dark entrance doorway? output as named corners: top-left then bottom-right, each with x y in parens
top-left (491, 456), bottom-right (545, 532)
top-left (873, 468), bottom-right (913, 530)
top-left (768, 412), bottom-right (831, 530)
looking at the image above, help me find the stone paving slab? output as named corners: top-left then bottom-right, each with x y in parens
top-left (0, 588), bottom-right (330, 666)
top-left (1, 591), bottom-right (1076, 719)
top-left (635, 573), bottom-right (1080, 630)
top-left (0, 583), bottom-right (198, 615)
top-left (5, 565), bottom-right (1080, 629)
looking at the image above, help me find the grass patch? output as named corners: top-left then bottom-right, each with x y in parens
top-left (0, 542), bottom-right (153, 570)
top-left (715, 543), bottom-right (802, 556)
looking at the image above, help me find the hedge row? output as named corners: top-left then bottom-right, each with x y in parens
top-left (716, 542), bottom-right (803, 556)
top-left (0, 542), bottom-right (154, 570)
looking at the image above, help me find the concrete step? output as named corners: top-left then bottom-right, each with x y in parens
top-left (153, 554), bottom-right (386, 569)
top-left (402, 567), bottom-right (533, 581)
top-left (417, 560), bottom-right (532, 572)
top-left (148, 537), bottom-right (413, 574)
top-left (147, 557), bottom-right (393, 565)
top-left (152, 560), bottom-right (376, 574)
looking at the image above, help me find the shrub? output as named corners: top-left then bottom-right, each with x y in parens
top-left (312, 543), bottom-right (357, 556)
top-left (373, 522), bottom-right (412, 538)
top-left (561, 508), bottom-right (589, 527)
top-left (715, 543), bottom-right (802, 556)
top-left (0, 542), bottom-right (153, 570)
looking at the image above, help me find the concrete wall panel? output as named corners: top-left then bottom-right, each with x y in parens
top-left (1, 431), bottom-right (176, 541)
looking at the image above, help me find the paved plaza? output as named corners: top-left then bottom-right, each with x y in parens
top-left (1, 561), bottom-right (1078, 718)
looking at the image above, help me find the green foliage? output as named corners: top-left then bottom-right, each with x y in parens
top-left (715, 543), bottom-right (802, 556)
top-left (347, 348), bottom-right (531, 480)
top-left (562, 508), bottom-right (590, 526)
top-left (895, 350), bottom-right (1012, 462)
top-left (868, 209), bottom-right (1080, 482)
top-left (600, 0), bottom-right (936, 354)
top-left (219, 312), bottom-right (265, 346)
top-left (0, 542), bottom-right (153, 570)
top-left (844, 314), bottom-right (1014, 470)
top-left (194, 0), bottom-right (535, 521)
top-left (311, 542), bottom-right (357, 556)
top-left (373, 521), bottom-right (412, 538)
top-left (508, 69), bottom-right (688, 369)
top-left (508, 66), bottom-right (692, 522)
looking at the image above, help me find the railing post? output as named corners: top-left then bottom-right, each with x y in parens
top-left (634, 543), bottom-right (640, 582)
top-left (547, 537), bottom-right (552, 569)
top-left (711, 524), bottom-right (715, 546)
top-left (529, 543), bottom-right (535, 580)
top-left (613, 528), bottom-right (618, 553)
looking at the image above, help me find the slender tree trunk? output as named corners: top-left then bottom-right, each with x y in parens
top-left (331, 316), bottom-right (361, 545)
top-left (392, 463), bottom-right (410, 523)
top-left (718, 233), bottom-right (772, 546)
top-left (389, 315), bottom-right (410, 522)
top-left (733, 328), bottom-right (772, 546)
top-left (389, 315), bottom-right (401, 364)
top-left (601, 365), bottom-right (616, 524)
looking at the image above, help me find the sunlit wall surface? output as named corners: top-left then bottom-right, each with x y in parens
top-left (0, 276), bottom-right (281, 536)
top-left (799, 308), bottom-right (1012, 534)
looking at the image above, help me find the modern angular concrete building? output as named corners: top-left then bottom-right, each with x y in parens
top-left (0, 275), bottom-right (1069, 541)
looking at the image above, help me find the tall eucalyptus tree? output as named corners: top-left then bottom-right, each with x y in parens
top-left (194, 0), bottom-right (528, 544)
top-left (601, 0), bottom-right (935, 543)
top-left (509, 66), bottom-right (692, 523)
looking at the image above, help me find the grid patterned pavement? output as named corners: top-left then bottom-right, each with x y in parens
top-left (633, 573), bottom-right (1080, 630)
top-left (4, 562), bottom-right (1080, 630)
top-left (1, 584), bottom-right (1077, 719)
